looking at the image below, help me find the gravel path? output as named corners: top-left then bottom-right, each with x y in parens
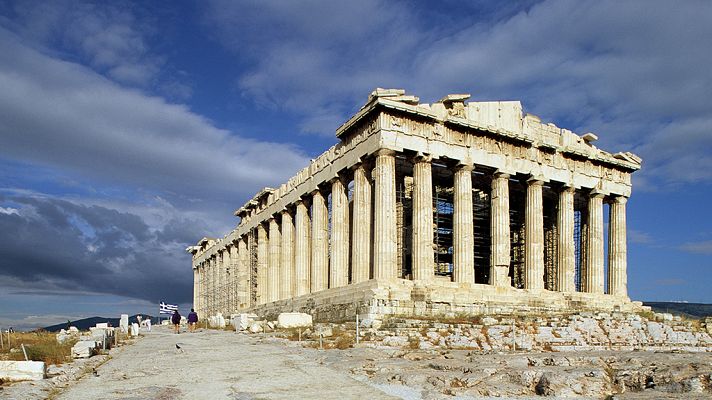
top-left (55, 326), bottom-right (397, 400)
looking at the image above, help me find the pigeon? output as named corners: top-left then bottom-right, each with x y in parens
top-left (175, 343), bottom-right (183, 353)
top-left (92, 368), bottom-right (99, 377)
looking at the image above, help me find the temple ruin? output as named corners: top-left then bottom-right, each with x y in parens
top-left (187, 88), bottom-right (644, 322)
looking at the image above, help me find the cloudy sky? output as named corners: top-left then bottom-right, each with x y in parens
top-left (0, 0), bottom-right (710, 330)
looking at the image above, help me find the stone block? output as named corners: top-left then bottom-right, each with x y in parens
top-left (95, 323), bottom-right (109, 329)
top-left (248, 322), bottom-right (263, 333)
top-left (0, 361), bottom-right (46, 381)
top-left (71, 340), bottom-right (98, 359)
top-left (120, 314), bottom-right (129, 333)
top-left (130, 323), bottom-right (140, 336)
top-left (277, 312), bottom-right (313, 328)
top-left (233, 313), bottom-right (258, 331)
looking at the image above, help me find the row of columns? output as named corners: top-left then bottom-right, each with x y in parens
top-left (196, 148), bottom-right (629, 315)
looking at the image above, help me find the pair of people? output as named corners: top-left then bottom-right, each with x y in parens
top-left (171, 309), bottom-right (199, 333)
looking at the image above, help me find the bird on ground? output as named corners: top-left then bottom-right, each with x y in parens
top-left (92, 368), bottom-right (99, 377)
top-left (175, 343), bottom-right (183, 353)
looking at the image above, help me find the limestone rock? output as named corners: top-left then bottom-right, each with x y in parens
top-left (71, 340), bottom-right (98, 359)
top-left (277, 312), bottom-right (313, 328)
top-left (0, 361), bottom-right (46, 381)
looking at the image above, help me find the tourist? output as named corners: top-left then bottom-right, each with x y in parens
top-left (171, 309), bottom-right (181, 334)
top-left (145, 316), bottom-right (152, 332)
top-left (187, 308), bottom-right (198, 332)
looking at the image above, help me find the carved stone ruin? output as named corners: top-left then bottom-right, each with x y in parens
top-left (187, 88), bottom-right (644, 323)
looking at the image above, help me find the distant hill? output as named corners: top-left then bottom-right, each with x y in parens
top-left (644, 302), bottom-right (712, 319)
top-left (40, 315), bottom-right (157, 332)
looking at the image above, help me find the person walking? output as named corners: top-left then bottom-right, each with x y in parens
top-left (187, 308), bottom-right (198, 332)
top-left (171, 309), bottom-right (181, 334)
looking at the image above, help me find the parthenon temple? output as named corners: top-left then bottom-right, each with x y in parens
top-left (187, 88), bottom-right (644, 322)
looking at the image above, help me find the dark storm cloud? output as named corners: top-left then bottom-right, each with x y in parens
top-left (0, 194), bottom-right (203, 303)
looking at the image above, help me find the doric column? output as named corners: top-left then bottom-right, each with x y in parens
top-left (311, 189), bottom-right (329, 292)
top-left (193, 266), bottom-right (198, 311)
top-left (608, 196), bottom-right (628, 297)
top-left (373, 149), bottom-right (397, 279)
top-left (230, 244), bottom-right (239, 312)
top-left (237, 237), bottom-right (249, 308)
top-left (280, 210), bottom-right (294, 299)
top-left (268, 217), bottom-right (281, 302)
top-left (294, 200), bottom-right (311, 296)
top-left (453, 163), bottom-right (474, 283)
top-left (490, 172), bottom-right (511, 286)
top-left (330, 175), bottom-right (349, 288)
top-left (210, 255), bottom-right (217, 315)
top-left (221, 248), bottom-right (231, 314)
top-left (256, 224), bottom-right (268, 304)
top-left (556, 186), bottom-right (576, 292)
top-left (351, 163), bottom-right (372, 283)
top-left (412, 155), bottom-right (435, 281)
top-left (585, 191), bottom-right (605, 294)
top-left (524, 178), bottom-right (545, 290)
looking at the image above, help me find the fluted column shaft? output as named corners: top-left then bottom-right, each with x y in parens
top-left (330, 176), bottom-right (349, 288)
top-left (524, 179), bottom-right (545, 290)
top-left (230, 244), bottom-right (239, 311)
top-left (268, 218), bottom-right (281, 302)
top-left (311, 190), bottom-right (329, 292)
top-left (556, 187), bottom-right (576, 292)
top-left (373, 149), bottom-right (397, 279)
top-left (608, 196), bottom-right (628, 297)
top-left (453, 164), bottom-right (474, 283)
top-left (193, 267), bottom-right (198, 312)
top-left (490, 173), bottom-right (511, 286)
top-left (412, 156), bottom-right (435, 281)
top-left (351, 164), bottom-right (372, 283)
top-left (585, 193), bottom-right (605, 293)
top-left (210, 256), bottom-right (217, 315)
top-left (256, 224), bottom-right (268, 304)
top-left (237, 238), bottom-right (249, 308)
top-left (222, 248), bottom-right (230, 314)
top-left (294, 200), bottom-right (311, 296)
top-left (280, 210), bottom-right (294, 299)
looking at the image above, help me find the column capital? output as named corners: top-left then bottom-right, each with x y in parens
top-left (610, 195), bottom-right (628, 205)
top-left (412, 152), bottom-right (433, 164)
top-left (493, 170), bottom-right (511, 179)
top-left (589, 190), bottom-right (606, 199)
top-left (374, 148), bottom-right (397, 157)
top-left (527, 176), bottom-right (546, 186)
top-left (456, 161), bottom-right (474, 172)
top-left (560, 185), bottom-right (576, 194)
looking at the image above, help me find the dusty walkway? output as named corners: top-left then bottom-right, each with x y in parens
top-left (55, 326), bottom-right (397, 400)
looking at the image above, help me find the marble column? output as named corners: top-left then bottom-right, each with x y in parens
top-left (311, 190), bottom-right (329, 292)
top-left (231, 243), bottom-right (240, 311)
top-left (256, 224), bottom-right (268, 304)
top-left (373, 149), bottom-right (397, 279)
top-left (412, 155), bottom-right (435, 281)
top-left (193, 267), bottom-right (199, 313)
top-left (585, 192), bottom-right (605, 294)
top-left (268, 217), bottom-right (281, 302)
top-left (524, 178), bottom-right (545, 290)
top-left (294, 200), bottom-right (311, 296)
top-left (351, 163), bottom-right (372, 283)
top-left (280, 210), bottom-right (294, 299)
top-left (237, 237), bottom-right (249, 308)
top-left (330, 176), bottom-right (349, 288)
top-left (222, 248), bottom-right (230, 314)
top-left (210, 256), bottom-right (217, 315)
top-left (556, 186), bottom-right (576, 292)
top-left (453, 163), bottom-right (474, 283)
top-left (608, 196), bottom-right (628, 297)
top-left (490, 172), bottom-right (511, 286)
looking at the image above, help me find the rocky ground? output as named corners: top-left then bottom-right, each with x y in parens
top-left (1, 324), bottom-right (710, 399)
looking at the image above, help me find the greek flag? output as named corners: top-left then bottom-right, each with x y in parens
top-left (159, 302), bottom-right (178, 315)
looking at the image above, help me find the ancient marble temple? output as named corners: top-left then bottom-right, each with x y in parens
top-left (187, 89), bottom-right (644, 321)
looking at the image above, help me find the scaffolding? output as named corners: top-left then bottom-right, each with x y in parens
top-left (472, 172), bottom-right (491, 284)
top-left (509, 179), bottom-right (526, 289)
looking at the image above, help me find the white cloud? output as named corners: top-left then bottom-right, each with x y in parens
top-left (679, 240), bottom-right (712, 255)
top-left (203, 0), bottom-right (712, 186)
top-left (0, 206), bottom-right (18, 215)
top-left (0, 26), bottom-right (309, 210)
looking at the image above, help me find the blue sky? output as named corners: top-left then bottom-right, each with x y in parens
top-left (0, 0), bottom-right (710, 330)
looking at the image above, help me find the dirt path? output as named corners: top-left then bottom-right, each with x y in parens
top-left (55, 326), bottom-right (397, 400)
